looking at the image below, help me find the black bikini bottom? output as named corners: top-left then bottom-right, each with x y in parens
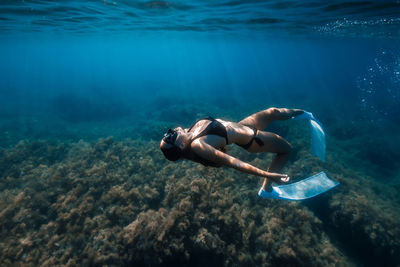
top-left (236, 127), bottom-right (264, 149)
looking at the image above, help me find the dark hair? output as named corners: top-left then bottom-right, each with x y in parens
top-left (160, 145), bottom-right (181, 161)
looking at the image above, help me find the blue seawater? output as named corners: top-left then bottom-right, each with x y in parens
top-left (0, 1), bottom-right (400, 266)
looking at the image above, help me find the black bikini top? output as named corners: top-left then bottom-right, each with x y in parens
top-left (184, 117), bottom-right (228, 167)
top-left (188, 116), bottom-right (228, 144)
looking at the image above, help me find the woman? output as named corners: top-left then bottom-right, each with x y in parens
top-left (160, 107), bottom-right (305, 191)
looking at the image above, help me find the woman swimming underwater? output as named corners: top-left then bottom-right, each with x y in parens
top-left (160, 107), bottom-right (305, 191)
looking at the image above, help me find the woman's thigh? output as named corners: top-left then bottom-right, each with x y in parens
top-left (247, 131), bottom-right (291, 154)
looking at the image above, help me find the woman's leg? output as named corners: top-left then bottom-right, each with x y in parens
top-left (239, 107), bottom-right (303, 130)
top-left (246, 131), bottom-right (292, 190)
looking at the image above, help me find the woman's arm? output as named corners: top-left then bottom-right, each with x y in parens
top-left (191, 139), bottom-right (289, 183)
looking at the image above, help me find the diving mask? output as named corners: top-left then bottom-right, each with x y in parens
top-left (163, 129), bottom-right (178, 145)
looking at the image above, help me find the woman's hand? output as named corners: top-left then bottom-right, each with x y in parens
top-left (266, 172), bottom-right (290, 183)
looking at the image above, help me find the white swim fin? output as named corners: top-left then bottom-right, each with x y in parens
top-left (258, 172), bottom-right (339, 200)
top-left (293, 111), bottom-right (326, 162)
top-left (310, 119), bottom-right (326, 162)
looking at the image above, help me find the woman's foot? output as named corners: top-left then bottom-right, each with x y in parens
top-left (292, 109), bottom-right (305, 117)
top-left (258, 187), bottom-right (280, 199)
top-left (292, 111), bottom-right (315, 121)
top-left (262, 179), bottom-right (272, 191)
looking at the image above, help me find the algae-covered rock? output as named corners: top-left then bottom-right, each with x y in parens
top-left (0, 135), bottom-right (399, 266)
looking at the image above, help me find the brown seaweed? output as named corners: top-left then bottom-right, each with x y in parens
top-left (0, 133), bottom-right (399, 266)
